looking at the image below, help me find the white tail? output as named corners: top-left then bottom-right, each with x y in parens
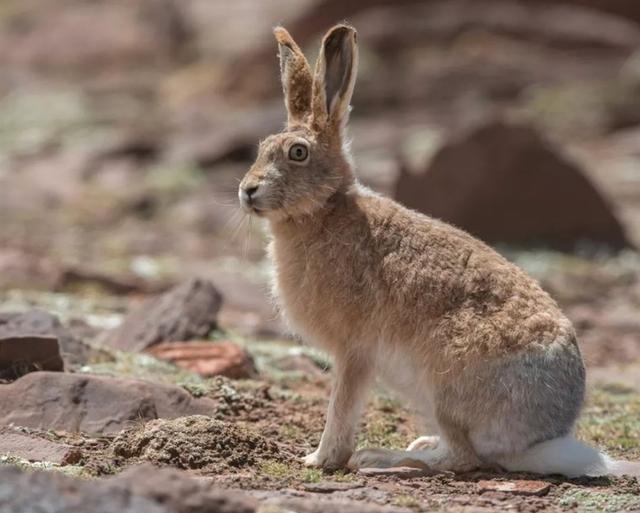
top-left (497, 437), bottom-right (640, 478)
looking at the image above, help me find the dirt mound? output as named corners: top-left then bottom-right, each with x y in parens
top-left (111, 415), bottom-right (281, 473)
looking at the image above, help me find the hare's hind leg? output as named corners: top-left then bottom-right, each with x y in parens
top-left (349, 439), bottom-right (478, 473)
top-left (407, 435), bottom-right (440, 451)
top-left (350, 417), bottom-right (480, 473)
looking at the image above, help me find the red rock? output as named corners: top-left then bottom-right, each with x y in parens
top-left (0, 372), bottom-right (218, 435)
top-left (478, 479), bottom-right (551, 497)
top-left (0, 336), bottom-right (64, 380)
top-left (0, 428), bottom-right (80, 465)
top-left (146, 341), bottom-right (257, 379)
top-left (101, 278), bottom-right (223, 352)
top-left (395, 120), bottom-right (632, 251)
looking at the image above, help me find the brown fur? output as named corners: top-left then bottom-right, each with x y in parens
top-left (239, 25), bottom-right (590, 474)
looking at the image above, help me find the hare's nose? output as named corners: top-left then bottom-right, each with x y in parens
top-left (240, 185), bottom-right (259, 205)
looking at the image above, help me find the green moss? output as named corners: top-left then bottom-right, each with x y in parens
top-left (357, 400), bottom-right (414, 450)
top-left (300, 467), bottom-right (324, 483)
top-left (0, 455), bottom-right (88, 478)
top-left (260, 460), bottom-right (293, 479)
top-left (393, 494), bottom-right (422, 509)
top-left (577, 385), bottom-right (640, 459)
top-left (559, 489), bottom-right (640, 513)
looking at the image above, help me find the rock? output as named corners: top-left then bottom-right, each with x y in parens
top-left (477, 479), bottom-right (552, 497)
top-left (146, 341), bottom-right (257, 379)
top-left (0, 428), bottom-right (80, 465)
top-left (111, 416), bottom-right (280, 473)
top-left (0, 463), bottom-right (408, 513)
top-left (0, 372), bottom-right (218, 435)
top-left (0, 465), bottom-right (172, 513)
top-left (0, 310), bottom-right (100, 369)
top-left (0, 336), bottom-right (64, 380)
top-left (101, 278), bottom-right (223, 352)
top-left (0, 463), bottom-right (411, 513)
top-left (395, 120), bottom-right (632, 251)
top-left (108, 465), bottom-right (256, 513)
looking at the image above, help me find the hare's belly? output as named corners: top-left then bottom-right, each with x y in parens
top-left (377, 343), bottom-right (436, 422)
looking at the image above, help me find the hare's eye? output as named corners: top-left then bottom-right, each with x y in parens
top-left (288, 144), bottom-right (309, 162)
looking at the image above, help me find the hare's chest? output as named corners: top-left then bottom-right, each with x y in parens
top-left (269, 238), bottom-right (359, 352)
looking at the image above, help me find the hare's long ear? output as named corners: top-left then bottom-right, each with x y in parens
top-left (311, 24), bottom-right (358, 132)
top-left (274, 27), bottom-right (313, 126)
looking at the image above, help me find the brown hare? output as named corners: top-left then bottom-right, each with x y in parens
top-left (238, 24), bottom-right (639, 477)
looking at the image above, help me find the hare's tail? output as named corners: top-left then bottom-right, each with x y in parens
top-left (496, 436), bottom-right (640, 477)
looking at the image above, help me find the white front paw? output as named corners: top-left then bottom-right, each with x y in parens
top-left (303, 449), bottom-right (323, 467)
top-left (302, 446), bottom-right (351, 470)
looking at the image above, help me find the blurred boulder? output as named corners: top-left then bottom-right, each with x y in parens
top-left (101, 278), bottom-right (222, 352)
top-left (0, 336), bottom-right (63, 381)
top-left (394, 119), bottom-right (632, 250)
top-left (0, 0), bottom-right (193, 75)
top-left (146, 340), bottom-right (257, 379)
top-left (0, 463), bottom-right (408, 513)
top-left (0, 372), bottom-right (218, 435)
top-left (0, 310), bottom-right (102, 369)
top-left (224, 0), bottom-right (640, 105)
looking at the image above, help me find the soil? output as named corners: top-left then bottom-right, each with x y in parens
top-left (111, 415), bottom-right (282, 473)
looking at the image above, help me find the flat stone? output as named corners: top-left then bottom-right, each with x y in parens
top-left (0, 372), bottom-right (218, 435)
top-left (477, 479), bottom-right (551, 497)
top-left (0, 429), bottom-right (80, 465)
top-left (0, 336), bottom-right (64, 380)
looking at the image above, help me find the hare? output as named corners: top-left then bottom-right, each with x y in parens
top-left (238, 24), bottom-right (639, 477)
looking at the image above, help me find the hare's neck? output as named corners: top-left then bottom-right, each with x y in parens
top-left (268, 187), bottom-right (355, 244)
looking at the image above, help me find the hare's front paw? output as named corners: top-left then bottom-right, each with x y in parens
top-left (303, 447), bottom-right (351, 470)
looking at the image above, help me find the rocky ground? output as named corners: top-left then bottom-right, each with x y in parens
top-left (1, 0), bottom-right (640, 512)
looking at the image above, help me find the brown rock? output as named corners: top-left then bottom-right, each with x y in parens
top-left (146, 341), bottom-right (257, 379)
top-left (0, 310), bottom-right (101, 370)
top-left (0, 463), bottom-right (409, 513)
top-left (0, 372), bottom-right (217, 435)
top-left (101, 278), bottom-right (223, 352)
top-left (0, 336), bottom-right (64, 380)
top-left (0, 428), bottom-right (80, 465)
top-left (478, 479), bottom-right (551, 497)
top-left (395, 120), bottom-right (632, 251)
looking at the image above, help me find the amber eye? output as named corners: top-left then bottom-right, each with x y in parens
top-left (288, 143), bottom-right (309, 162)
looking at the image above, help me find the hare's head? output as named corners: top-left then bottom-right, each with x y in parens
top-left (239, 24), bottom-right (358, 220)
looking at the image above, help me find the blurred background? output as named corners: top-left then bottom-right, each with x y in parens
top-left (1, 0), bottom-right (640, 373)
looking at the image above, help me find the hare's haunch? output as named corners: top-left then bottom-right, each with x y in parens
top-left (238, 24), bottom-right (638, 477)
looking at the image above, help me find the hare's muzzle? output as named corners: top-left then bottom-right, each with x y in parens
top-left (238, 183), bottom-right (263, 214)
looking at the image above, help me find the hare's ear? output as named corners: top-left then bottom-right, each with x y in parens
top-left (274, 27), bottom-right (313, 126)
top-left (311, 24), bottom-right (358, 131)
